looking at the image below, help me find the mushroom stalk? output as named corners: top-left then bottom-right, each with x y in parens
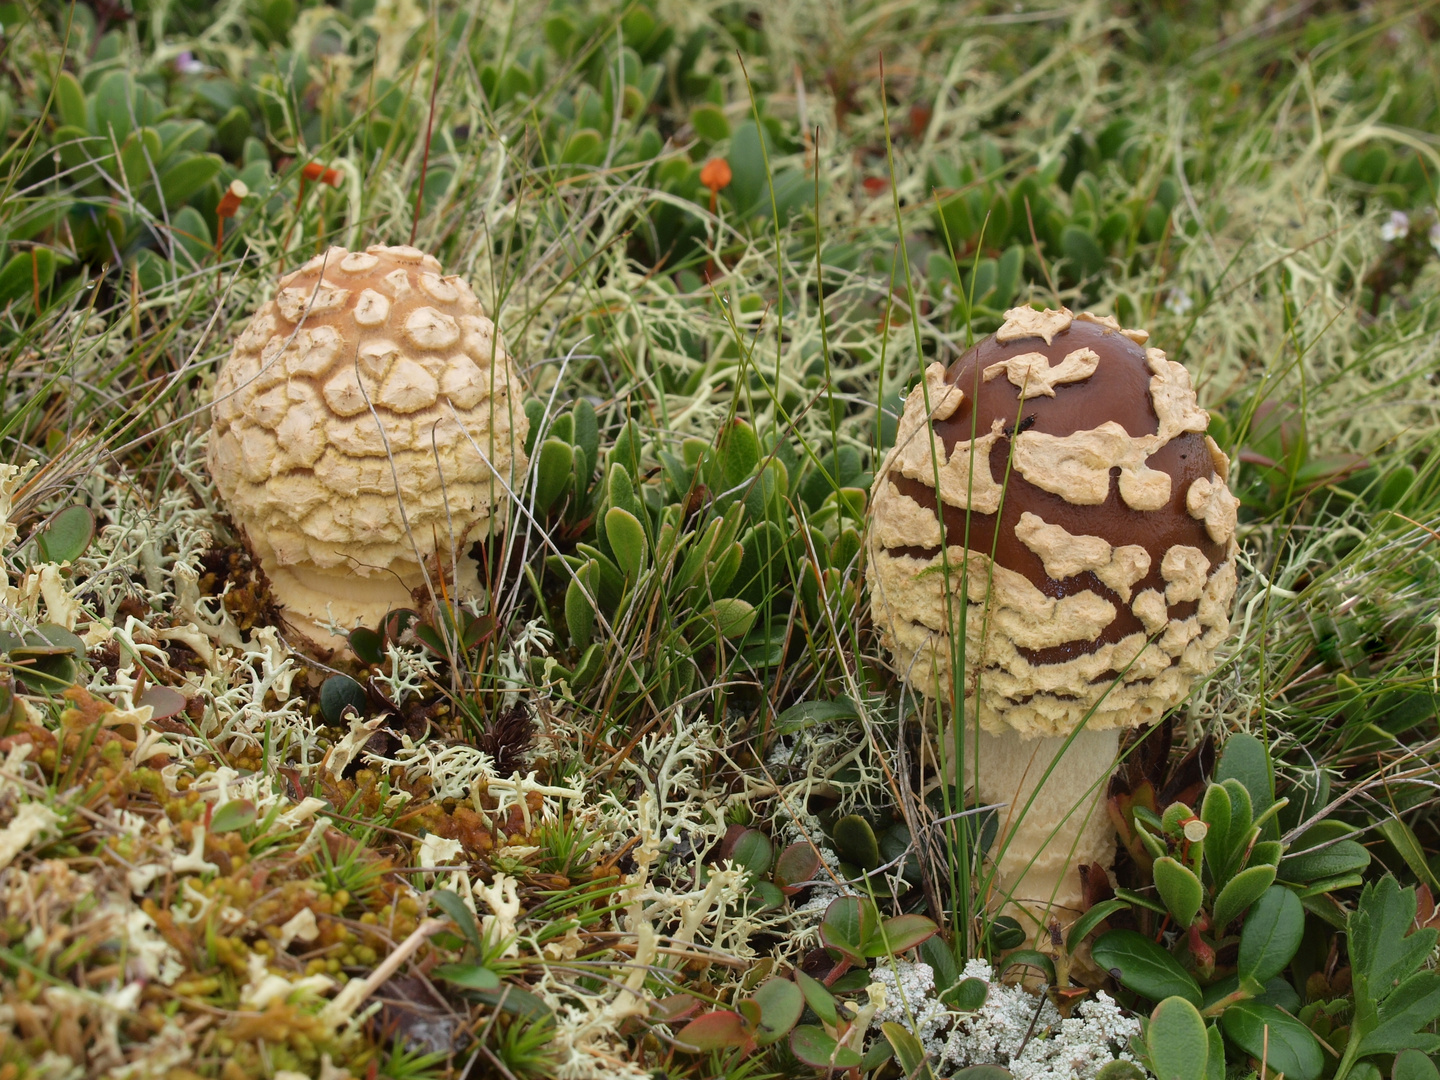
top-left (962, 724), bottom-right (1121, 931)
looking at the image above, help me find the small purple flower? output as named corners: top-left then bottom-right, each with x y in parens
top-left (174, 52), bottom-right (205, 75)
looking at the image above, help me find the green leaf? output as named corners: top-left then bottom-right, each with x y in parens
top-left (53, 70), bottom-right (87, 129)
top-left (1357, 973), bottom-right (1440, 1057)
top-left (1067, 899), bottom-right (1131, 953)
top-left (565, 561), bottom-right (598, 648)
top-left (702, 597), bottom-right (755, 640)
top-left (882, 1021), bottom-right (932, 1078)
top-left (1060, 225), bottom-right (1106, 278)
top-left (571, 397), bottom-right (599, 470)
top-left (1200, 782), bottom-right (1232, 879)
top-left (997, 950), bottom-right (1056, 985)
top-left (951, 1068), bottom-right (1014, 1080)
top-left (726, 120), bottom-right (771, 216)
top-left (1092, 930), bottom-right (1203, 1007)
top-left (0, 249), bottom-right (57, 307)
top-left (1146, 997), bottom-right (1209, 1080)
top-left (920, 935), bottom-right (959, 995)
top-left (751, 978), bottom-right (803, 1046)
top-left (791, 1025), bottom-right (861, 1070)
top-left (432, 963), bottom-right (501, 990)
top-left (318, 675), bottom-right (367, 725)
top-left (1211, 864), bottom-right (1277, 932)
top-left (1378, 817), bottom-right (1440, 893)
top-left (1206, 1025), bottom-right (1225, 1080)
top-left (348, 627), bottom-right (383, 667)
top-left (714, 417), bottom-right (761, 491)
top-left (1281, 838), bottom-right (1371, 883)
top-left (119, 127), bottom-right (162, 189)
top-left (34, 506), bottom-right (94, 563)
top-left (534, 438), bottom-right (575, 513)
top-left (170, 206), bottom-right (212, 265)
top-left (604, 507), bottom-right (647, 579)
top-left (774, 698), bottom-right (857, 735)
top-left (1216, 733), bottom-right (1276, 841)
top-left (676, 1010), bottom-right (751, 1051)
top-left (1350, 877), bottom-right (1440, 1009)
top-left (1238, 886), bottom-right (1304, 983)
top-left (157, 153), bottom-right (223, 209)
top-left (560, 128), bottom-right (603, 166)
top-left (1220, 1002), bottom-right (1324, 1080)
top-left (1392, 1049), bottom-right (1440, 1080)
top-left (1154, 857), bottom-right (1204, 928)
top-left (948, 976), bottom-right (989, 1012)
top-left (871, 914), bottom-right (938, 957)
top-left (210, 799), bottom-right (256, 834)
top-left (728, 829), bottom-right (773, 878)
top-left (832, 814), bottom-right (880, 870)
top-left (795, 970), bottom-right (838, 1027)
top-left (820, 895), bottom-right (877, 965)
top-left (432, 889), bottom-right (483, 953)
top-left (1097, 1063), bottom-right (1147, 1080)
top-left (690, 103), bottom-right (730, 142)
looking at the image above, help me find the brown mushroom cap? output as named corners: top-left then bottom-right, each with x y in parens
top-left (868, 307), bottom-right (1240, 738)
top-left (208, 244), bottom-right (528, 647)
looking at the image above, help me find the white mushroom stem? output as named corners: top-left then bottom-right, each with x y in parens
top-left (961, 724), bottom-right (1122, 937)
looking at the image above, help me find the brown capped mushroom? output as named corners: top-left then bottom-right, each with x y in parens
top-left (208, 245), bottom-right (529, 651)
top-left (867, 305), bottom-right (1239, 930)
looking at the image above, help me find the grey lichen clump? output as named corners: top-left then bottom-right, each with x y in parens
top-left (208, 244), bottom-right (529, 650)
top-left (867, 305), bottom-right (1240, 923)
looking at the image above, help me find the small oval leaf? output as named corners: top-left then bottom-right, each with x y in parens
top-left (832, 814), bottom-right (880, 870)
top-left (751, 978), bottom-right (803, 1047)
top-left (35, 506), bottom-right (94, 564)
top-left (675, 1010), bottom-right (750, 1052)
top-left (319, 674), bottom-right (368, 724)
top-left (348, 627), bottom-right (384, 666)
top-left (1211, 864), bottom-right (1277, 932)
top-left (1146, 997), bottom-right (1209, 1080)
top-left (432, 963), bottom-right (501, 990)
top-left (774, 842), bottom-right (821, 892)
top-left (210, 799), bottom-right (256, 834)
top-left (790, 1024), bottom-right (861, 1070)
top-left (604, 507), bottom-right (647, 579)
top-left (1153, 857), bottom-right (1204, 928)
top-left (534, 438), bottom-right (575, 513)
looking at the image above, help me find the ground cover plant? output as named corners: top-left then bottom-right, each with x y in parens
top-left (0, 0), bottom-right (1439, 1077)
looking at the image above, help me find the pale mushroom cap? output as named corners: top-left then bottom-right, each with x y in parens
top-left (208, 245), bottom-right (528, 639)
top-left (868, 307), bottom-right (1240, 739)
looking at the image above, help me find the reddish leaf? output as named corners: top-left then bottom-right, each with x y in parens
top-left (652, 994), bottom-right (699, 1024)
top-left (675, 1010), bottom-right (752, 1052)
top-left (774, 842), bottom-right (821, 894)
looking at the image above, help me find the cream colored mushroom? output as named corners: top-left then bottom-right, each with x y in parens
top-left (867, 306), bottom-right (1239, 936)
top-left (208, 245), bottom-right (529, 651)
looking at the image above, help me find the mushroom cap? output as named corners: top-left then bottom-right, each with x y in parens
top-left (208, 245), bottom-right (528, 638)
top-left (867, 307), bottom-right (1240, 739)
